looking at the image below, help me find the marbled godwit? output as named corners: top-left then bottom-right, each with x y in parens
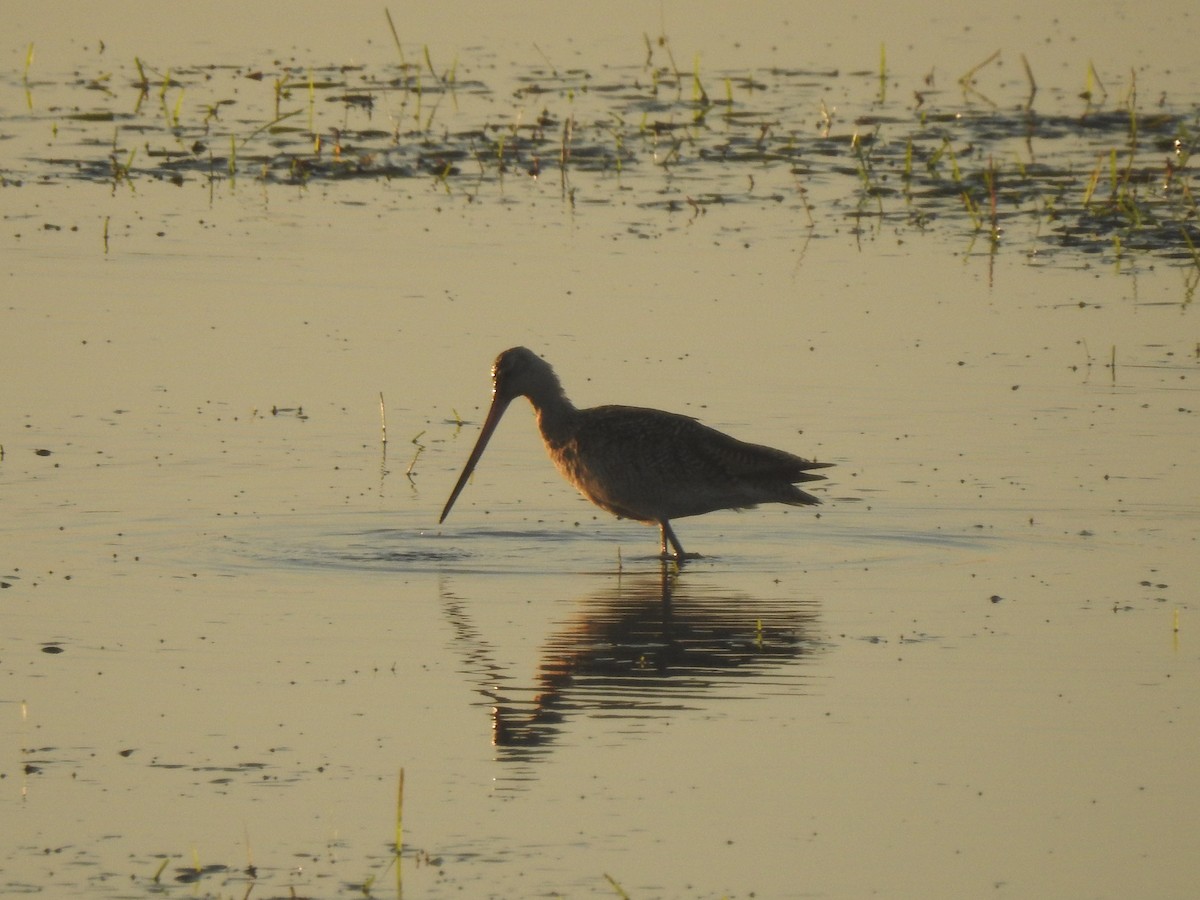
top-left (438, 347), bottom-right (832, 560)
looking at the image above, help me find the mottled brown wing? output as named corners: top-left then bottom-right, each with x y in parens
top-left (561, 405), bottom-right (831, 522)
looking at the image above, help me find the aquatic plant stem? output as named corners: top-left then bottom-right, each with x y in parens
top-left (1021, 54), bottom-right (1037, 109)
top-left (1179, 227), bottom-right (1200, 273)
top-left (877, 43), bottom-right (887, 104)
top-left (151, 858), bottom-right (169, 883)
top-left (959, 49), bottom-right (1000, 104)
top-left (395, 767), bottom-right (405, 856)
top-left (384, 8), bottom-right (407, 67)
top-left (406, 431), bottom-right (425, 483)
top-left (604, 873), bottom-right (631, 899)
top-left (986, 155), bottom-right (999, 242)
top-left (23, 43), bottom-right (34, 109)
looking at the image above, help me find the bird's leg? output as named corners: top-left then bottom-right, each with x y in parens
top-left (659, 520), bottom-right (701, 561)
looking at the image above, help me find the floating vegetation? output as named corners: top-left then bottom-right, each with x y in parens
top-left (4, 42), bottom-right (1198, 268)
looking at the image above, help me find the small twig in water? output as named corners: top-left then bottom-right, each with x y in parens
top-left (405, 431), bottom-right (426, 483)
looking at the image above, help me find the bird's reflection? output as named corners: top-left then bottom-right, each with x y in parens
top-left (440, 561), bottom-right (820, 777)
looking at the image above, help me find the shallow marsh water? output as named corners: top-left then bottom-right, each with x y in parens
top-left (3, 2), bottom-right (1200, 898)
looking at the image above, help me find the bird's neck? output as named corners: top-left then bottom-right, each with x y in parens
top-left (528, 383), bottom-right (578, 446)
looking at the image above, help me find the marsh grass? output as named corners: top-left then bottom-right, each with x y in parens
top-left (396, 766), bottom-right (405, 856)
top-left (877, 43), bottom-right (888, 105)
top-left (384, 7), bottom-right (407, 68)
top-left (958, 49), bottom-right (1001, 106)
top-left (23, 42), bottom-right (34, 109)
top-left (604, 872), bottom-right (632, 898)
top-left (151, 857), bottom-right (169, 883)
top-left (15, 34), bottom-right (1200, 275)
top-left (406, 432), bottom-right (425, 483)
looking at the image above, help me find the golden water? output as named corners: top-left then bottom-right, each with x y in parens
top-left (3, 2), bottom-right (1199, 897)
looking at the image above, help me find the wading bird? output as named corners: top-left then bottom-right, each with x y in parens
top-left (439, 347), bottom-right (832, 560)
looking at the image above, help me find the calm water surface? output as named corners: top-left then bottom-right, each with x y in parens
top-left (3, 2), bottom-right (1199, 898)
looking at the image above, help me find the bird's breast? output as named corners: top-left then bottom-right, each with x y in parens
top-left (542, 436), bottom-right (634, 519)
top-left (537, 408), bottom-right (687, 523)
